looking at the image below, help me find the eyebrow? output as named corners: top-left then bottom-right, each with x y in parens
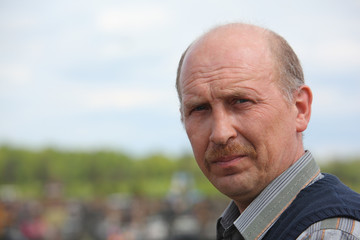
top-left (182, 85), bottom-right (262, 111)
top-left (183, 96), bottom-right (207, 111)
top-left (220, 85), bottom-right (260, 97)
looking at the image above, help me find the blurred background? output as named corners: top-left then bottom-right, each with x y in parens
top-left (1, 0), bottom-right (359, 239)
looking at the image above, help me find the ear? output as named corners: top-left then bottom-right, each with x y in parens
top-left (294, 85), bottom-right (313, 133)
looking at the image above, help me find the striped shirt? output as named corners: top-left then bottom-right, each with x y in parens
top-left (217, 151), bottom-right (360, 240)
top-left (297, 217), bottom-right (360, 240)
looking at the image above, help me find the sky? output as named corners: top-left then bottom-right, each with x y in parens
top-left (1, 0), bottom-right (360, 161)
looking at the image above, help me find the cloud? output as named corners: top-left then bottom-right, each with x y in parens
top-left (1, 0), bottom-right (359, 157)
top-left (96, 3), bottom-right (172, 34)
top-left (79, 86), bottom-right (176, 111)
top-left (0, 64), bottom-right (34, 87)
top-left (301, 38), bottom-right (360, 72)
top-left (312, 86), bottom-right (360, 116)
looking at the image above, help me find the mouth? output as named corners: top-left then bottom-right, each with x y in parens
top-left (211, 155), bottom-right (246, 167)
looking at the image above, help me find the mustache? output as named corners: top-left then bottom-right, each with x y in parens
top-left (205, 141), bottom-right (257, 162)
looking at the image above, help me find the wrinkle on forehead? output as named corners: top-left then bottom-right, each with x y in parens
top-left (181, 67), bottom-right (275, 110)
top-left (182, 66), bottom-right (246, 92)
top-left (179, 24), bottom-right (277, 105)
top-left (181, 60), bottom-right (274, 97)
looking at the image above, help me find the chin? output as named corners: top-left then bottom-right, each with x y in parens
top-left (211, 174), bottom-right (251, 197)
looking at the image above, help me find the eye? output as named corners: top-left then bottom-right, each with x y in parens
top-left (231, 98), bottom-right (254, 110)
top-left (234, 99), bottom-right (250, 104)
top-left (193, 104), bottom-right (208, 112)
top-left (187, 104), bottom-right (210, 116)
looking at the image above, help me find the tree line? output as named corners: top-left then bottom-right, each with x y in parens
top-left (0, 146), bottom-right (359, 199)
top-left (0, 146), bottom-right (215, 199)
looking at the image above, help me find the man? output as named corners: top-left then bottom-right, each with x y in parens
top-left (176, 23), bottom-right (360, 239)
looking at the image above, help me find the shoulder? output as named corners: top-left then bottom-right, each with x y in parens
top-left (292, 174), bottom-right (360, 213)
top-left (265, 174), bottom-right (360, 239)
top-left (296, 217), bottom-right (360, 240)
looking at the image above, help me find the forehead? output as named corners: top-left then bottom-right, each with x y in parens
top-left (180, 30), bottom-right (275, 95)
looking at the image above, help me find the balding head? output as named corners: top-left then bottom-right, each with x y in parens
top-left (176, 23), bottom-right (304, 105)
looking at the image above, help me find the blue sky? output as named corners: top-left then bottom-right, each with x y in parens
top-left (1, 0), bottom-right (360, 161)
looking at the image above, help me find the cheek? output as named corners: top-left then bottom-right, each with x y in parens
top-left (233, 112), bottom-right (277, 161)
top-left (185, 121), bottom-right (210, 161)
top-left (240, 105), bottom-right (290, 140)
top-left (243, 108), bottom-right (296, 168)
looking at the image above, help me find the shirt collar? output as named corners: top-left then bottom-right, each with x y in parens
top-left (218, 151), bottom-right (320, 240)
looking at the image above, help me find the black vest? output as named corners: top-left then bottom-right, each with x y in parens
top-left (264, 174), bottom-right (360, 239)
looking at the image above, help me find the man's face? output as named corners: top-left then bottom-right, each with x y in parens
top-left (180, 33), bottom-right (301, 206)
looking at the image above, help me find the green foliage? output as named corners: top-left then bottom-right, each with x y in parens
top-left (320, 157), bottom-right (360, 193)
top-left (0, 146), bottom-right (219, 199)
top-left (4, 145), bottom-right (358, 199)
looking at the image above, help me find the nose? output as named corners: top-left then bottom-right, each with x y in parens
top-left (209, 107), bottom-right (237, 145)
